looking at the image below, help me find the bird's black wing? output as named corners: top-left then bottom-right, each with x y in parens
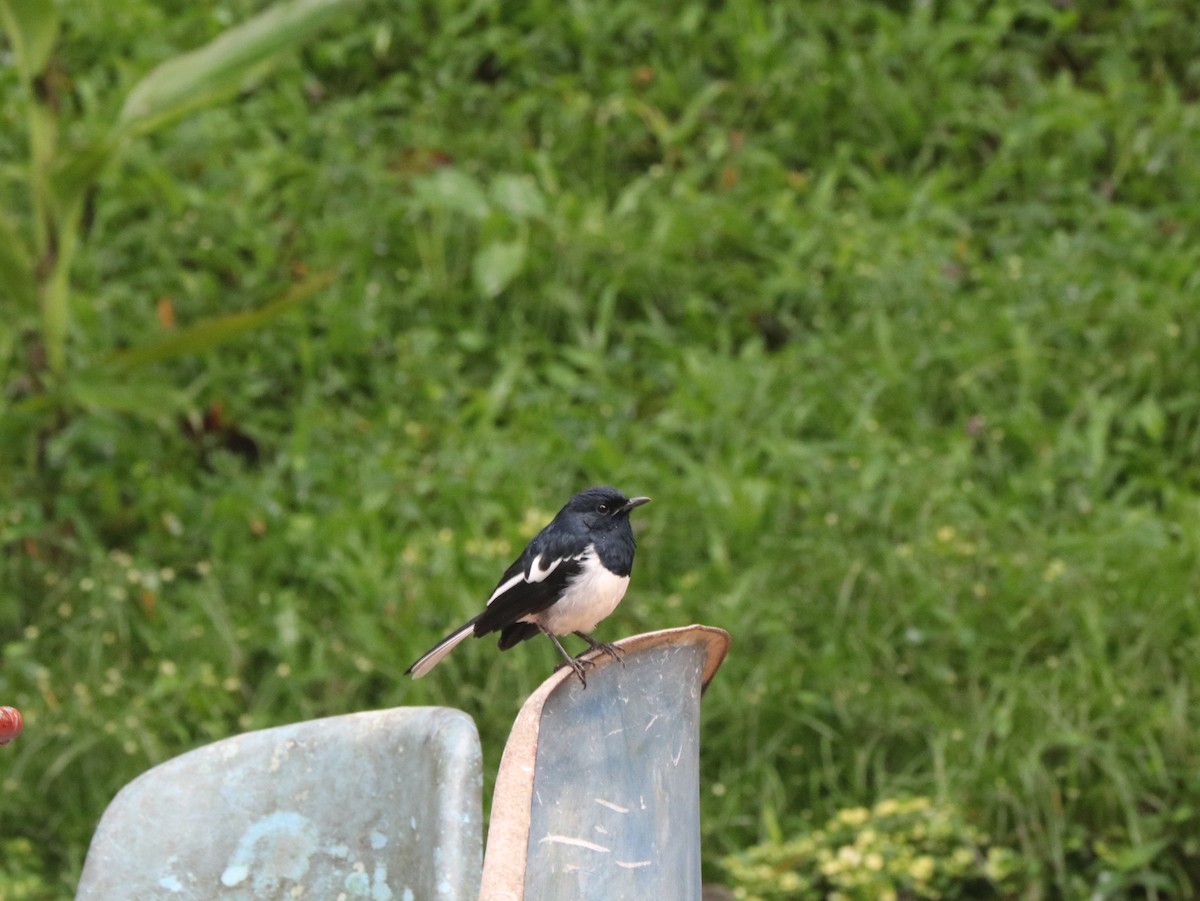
top-left (472, 530), bottom-right (588, 637)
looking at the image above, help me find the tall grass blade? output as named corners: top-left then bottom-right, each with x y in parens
top-left (106, 271), bottom-right (336, 370)
top-left (117, 0), bottom-right (362, 136)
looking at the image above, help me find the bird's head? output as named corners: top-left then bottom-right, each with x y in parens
top-left (563, 485), bottom-right (651, 532)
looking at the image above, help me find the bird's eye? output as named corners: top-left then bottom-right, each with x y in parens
top-left (597, 503), bottom-right (609, 513)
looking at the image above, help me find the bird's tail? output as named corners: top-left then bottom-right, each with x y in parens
top-left (406, 622), bottom-right (476, 678)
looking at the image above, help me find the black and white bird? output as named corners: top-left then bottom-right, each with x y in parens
top-left (406, 486), bottom-right (651, 686)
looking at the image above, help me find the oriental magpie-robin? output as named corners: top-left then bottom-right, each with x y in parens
top-left (405, 486), bottom-right (651, 686)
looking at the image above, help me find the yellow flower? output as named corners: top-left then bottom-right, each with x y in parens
top-left (837, 806), bottom-right (871, 827)
top-left (778, 871), bottom-right (802, 891)
top-left (985, 847), bottom-right (1016, 881)
top-left (952, 847), bottom-right (976, 868)
top-left (837, 845), bottom-right (862, 866)
top-left (910, 855), bottom-right (936, 883)
top-left (874, 798), bottom-right (900, 816)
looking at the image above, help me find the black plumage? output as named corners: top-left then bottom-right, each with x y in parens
top-left (405, 486), bottom-right (650, 685)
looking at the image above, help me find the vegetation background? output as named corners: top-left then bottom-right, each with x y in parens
top-left (3, 0), bottom-right (1200, 897)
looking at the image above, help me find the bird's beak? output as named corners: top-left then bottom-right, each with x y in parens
top-left (621, 496), bottom-right (652, 513)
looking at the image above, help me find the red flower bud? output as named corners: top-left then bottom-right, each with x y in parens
top-left (0, 707), bottom-right (23, 745)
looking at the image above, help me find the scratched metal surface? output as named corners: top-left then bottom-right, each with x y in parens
top-left (522, 641), bottom-right (706, 900)
top-left (76, 706), bottom-right (482, 901)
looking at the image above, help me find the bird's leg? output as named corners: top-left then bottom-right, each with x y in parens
top-left (541, 626), bottom-right (588, 687)
top-left (573, 631), bottom-right (624, 664)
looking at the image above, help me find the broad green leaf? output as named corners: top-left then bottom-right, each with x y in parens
top-left (117, 0), bottom-right (361, 136)
top-left (490, 174), bottom-right (547, 221)
top-left (107, 271), bottom-right (335, 370)
top-left (472, 239), bottom-right (526, 299)
top-left (0, 0), bottom-right (60, 82)
top-left (411, 169), bottom-right (491, 219)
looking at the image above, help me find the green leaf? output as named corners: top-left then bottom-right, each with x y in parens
top-left (1134, 397), bottom-right (1165, 443)
top-left (662, 80), bottom-right (726, 147)
top-left (1107, 840), bottom-right (1168, 874)
top-left (490, 174), bottom-right (546, 221)
top-left (106, 271), bottom-right (336, 370)
top-left (117, 0), bottom-right (362, 136)
top-left (0, 0), bottom-right (60, 82)
top-left (48, 135), bottom-right (120, 222)
top-left (472, 239), bottom-right (526, 299)
top-left (64, 378), bottom-right (191, 418)
top-left (411, 168), bottom-right (491, 220)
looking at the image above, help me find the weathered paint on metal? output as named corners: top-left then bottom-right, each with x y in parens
top-left (523, 640), bottom-right (707, 898)
top-left (75, 706), bottom-right (482, 900)
top-left (480, 624), bottom-right (731, 901)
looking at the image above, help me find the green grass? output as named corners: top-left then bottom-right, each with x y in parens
top-left (3, 0), bottom-right (1200, 896)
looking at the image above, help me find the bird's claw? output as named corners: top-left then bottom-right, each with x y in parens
top-left (572, 632), bottom-right (625, 666)
top-left (554, 657), bottom-right (589, 688)
top-left (592, 642), bottom-right (624, 664)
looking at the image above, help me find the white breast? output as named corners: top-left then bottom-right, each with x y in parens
top-left (528, 546), bottom-right (630, 636)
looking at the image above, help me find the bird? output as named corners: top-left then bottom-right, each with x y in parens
top-left (406, 486), bottom-right (651, 686)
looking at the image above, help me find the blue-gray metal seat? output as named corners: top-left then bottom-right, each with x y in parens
top-left (480, 625), bottom-right (730, 900)
top-left (76, 706), bottom-right (482, 900)
top-left (75, 625), bottom-right (730, 901)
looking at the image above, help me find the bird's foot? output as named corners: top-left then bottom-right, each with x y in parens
top-left (554, 656), bottom-right (589, 688)
top-left (573, 632), bottom-right (625, 665)
top-left (592, 642), bottom-right (624, 663)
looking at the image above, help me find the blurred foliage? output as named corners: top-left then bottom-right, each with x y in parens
top-left (0, 0), bottom-right (354, 415)
top-left (0, 839), bottom-right (60, 900)
top-left (2, 0), bottom-right (1200, 897)
top-left (721, 796), bottom-right (1026, 900)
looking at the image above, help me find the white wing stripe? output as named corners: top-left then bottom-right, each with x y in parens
top-left (528, 553), bottom-right (563, 583)
top-left (485, 546), bottom-right (594, 606)
top-left (486, 572), bottom-right (526, 606)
